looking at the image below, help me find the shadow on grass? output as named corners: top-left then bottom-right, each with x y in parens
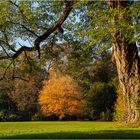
top-left (0, 130), bottom-right (140, 139)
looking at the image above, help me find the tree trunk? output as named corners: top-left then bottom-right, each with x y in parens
top-left (109, 1), bottom-right (140, 122)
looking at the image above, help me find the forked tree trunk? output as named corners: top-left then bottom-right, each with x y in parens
top-left (109, 1), bottom-right (140, 122)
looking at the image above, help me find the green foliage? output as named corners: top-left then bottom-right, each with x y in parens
top-left (74, 1), bottom-right (140, 48)
top-left (67, 46), bottom-right (117, 90)
top-left (66, 43), bottom-right (96, 92)
top-left (66, 46), bottom-right (117, 121)
top-left (87, 82), bottom-right (117, 121)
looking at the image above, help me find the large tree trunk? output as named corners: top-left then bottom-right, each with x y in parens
top-left (109, 1), bottom-right (140, 122)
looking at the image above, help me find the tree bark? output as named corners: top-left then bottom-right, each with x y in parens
top-left (109, 0), bottom-right (140, 122)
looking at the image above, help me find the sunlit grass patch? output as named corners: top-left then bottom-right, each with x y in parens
top-left (0, 121), bottom-right (139, 139)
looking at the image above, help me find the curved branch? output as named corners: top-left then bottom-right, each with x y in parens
top-left (0, 1), bottom-right (76, 60)
top-left (34, 1), bottom-right (76, 58)
top-left (12, 46), bottom-right (35, 59)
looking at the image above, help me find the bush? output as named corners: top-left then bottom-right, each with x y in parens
top-left (0, 110), bottom-right (18, 122)
top-left (8, 114), bottom-right (17, 121)
top-left (0, 110), bottom-right (5, 121)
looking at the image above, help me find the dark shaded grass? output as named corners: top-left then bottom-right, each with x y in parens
top-left (1, 130), bottom-right (140, 139)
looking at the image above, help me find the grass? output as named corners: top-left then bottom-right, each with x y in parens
top-left (0, 121), bottom-right (140, 139)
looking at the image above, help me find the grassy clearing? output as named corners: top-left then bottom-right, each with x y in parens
top-left (0, 121), bottom-right (140, 139)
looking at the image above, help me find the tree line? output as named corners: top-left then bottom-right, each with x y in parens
top-left (0, 45), bottom-right (118, 121)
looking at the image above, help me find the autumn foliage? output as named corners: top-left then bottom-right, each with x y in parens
top-left (38, 75), bottom-right (86, 119)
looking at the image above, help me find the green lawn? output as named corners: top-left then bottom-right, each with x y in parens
top-left (0, 121), bottom-right (140, 139)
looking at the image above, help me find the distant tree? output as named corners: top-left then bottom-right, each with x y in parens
top-left (67, 48), bottom-right (117, 93)
top-left (0, 91), bottom-right (17, 121)
top-left (0, 61), bottom-right (18, 121)
top-left (87, 82), bottom-right (117, 121)
top-left (66, 48), bottom-right (118, 121)
top-left (39, 75), bottom-right (86, 120)
top-left (9, 78), bottom-right (38, 120)
top-left (8, 68), bottom-right (48, 121)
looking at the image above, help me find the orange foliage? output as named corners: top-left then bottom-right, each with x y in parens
top-left (38, 75), bottom-right (86, 119)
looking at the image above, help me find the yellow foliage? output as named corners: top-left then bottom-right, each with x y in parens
top-left (38, 75), bottom-right (86, 119)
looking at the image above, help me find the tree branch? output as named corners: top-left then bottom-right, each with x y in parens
top-left (12, 46), bottom-right (35, 59)
top-left (1, 61), bottom-right (13, 79)
top-left (0, 1), bottom-right (76, 60)
top-left (34, 1), bottom-right (75, 58)
top-left (0, 45), bottom-right (10, 57)
top-left (10, 21), bottom-right (39, 37)
top-left (24, 50), bottom-right (32, 72)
